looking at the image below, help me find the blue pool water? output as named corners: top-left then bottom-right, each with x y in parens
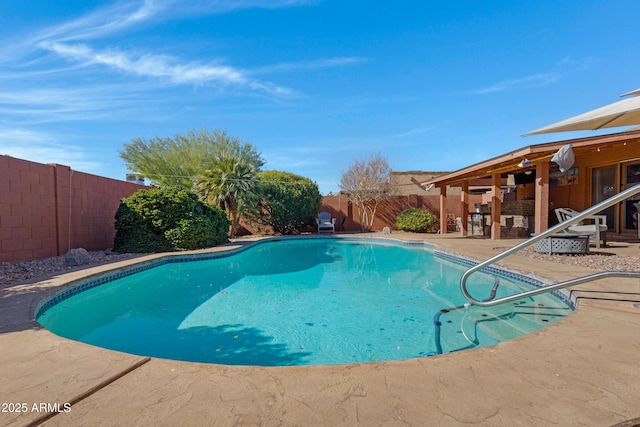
top-left (37, 238), bottom-right (572, 366)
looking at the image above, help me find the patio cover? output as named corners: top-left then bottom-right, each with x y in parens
top-left (421, 130), bottom-right (640, 188)
top-left (524, 92), bottom-right (640, 135)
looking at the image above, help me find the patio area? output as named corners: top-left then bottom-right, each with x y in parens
top-left (1, 233), bottom-right (639, 426)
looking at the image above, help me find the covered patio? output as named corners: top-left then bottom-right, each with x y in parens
top-left (425, 130), bottom-right (640, 242)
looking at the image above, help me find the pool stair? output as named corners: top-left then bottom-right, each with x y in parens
top-left (460, 183), bottom-right (640, 307)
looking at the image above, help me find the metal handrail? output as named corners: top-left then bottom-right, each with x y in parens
top-left (461, 183), bottom-right (640, 306)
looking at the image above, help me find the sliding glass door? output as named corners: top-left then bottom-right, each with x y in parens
top-left (591, 165), bottom-right (617, 232)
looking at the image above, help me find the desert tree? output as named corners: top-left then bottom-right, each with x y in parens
top-left (194, 149), bottom-right (260, 237)
top-left (119, 129), bottom-right (263, 189)
top-left (339, 153), bottom-right (394, 231)
top-left (120, 129), bottom-right (264, 237)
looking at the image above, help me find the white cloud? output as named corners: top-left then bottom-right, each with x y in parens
top-left (0, 129), bottom-right (100, 171)
top-left (471, 73), bottom-right (560, 95)
top-left (0, 85), bottom-right (152, 124)
top-left (39, 41), bottom-right (297, 96)
top-left (31, 0), bottom-right (315, 44)
top-left (392, 125), bottom-right (438, 139)
top-left (30, 2), bottom-right (159, 44)
top-left (251, 57), bottom-right (368, 75)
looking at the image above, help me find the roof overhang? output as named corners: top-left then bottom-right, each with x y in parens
top-left (422, 130), bottom-right (640, 188)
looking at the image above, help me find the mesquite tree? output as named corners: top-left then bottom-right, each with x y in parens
top-left (339, 153), bottom-right (394, 231)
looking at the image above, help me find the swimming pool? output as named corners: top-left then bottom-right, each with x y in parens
top-left (36, 237), bottom-right (573, 366)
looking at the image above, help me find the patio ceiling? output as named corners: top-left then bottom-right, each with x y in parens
top-left (422, 129), bottom-right (640, 187)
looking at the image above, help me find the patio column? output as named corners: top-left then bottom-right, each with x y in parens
top-left (460, 180), bottom-right (469, 237)
top-left (439, 185), bottom-right (448, 234)
top-left (534, 161), bottom-right (550, 234)
top-left (491, 173), bottom-right (501, 240)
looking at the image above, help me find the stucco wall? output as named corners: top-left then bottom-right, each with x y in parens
top-left (0, 156), bottom-right (147, 262)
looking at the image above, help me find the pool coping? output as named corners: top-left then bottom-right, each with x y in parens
top-left (2, 233), bottom-right (639, 426)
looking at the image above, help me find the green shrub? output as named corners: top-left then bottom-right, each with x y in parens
top-left (248, 170), bottom-right (322, 234)
top-left (395, 208), bottom-right (437, 232)
top-left (113, 187), bottom-right (230, 253)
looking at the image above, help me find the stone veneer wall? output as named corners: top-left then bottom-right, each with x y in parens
top-left (500, 200), bottom-right (535, 238)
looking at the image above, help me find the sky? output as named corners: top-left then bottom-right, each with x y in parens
top-left (2, 1), bottom-right (640, 195)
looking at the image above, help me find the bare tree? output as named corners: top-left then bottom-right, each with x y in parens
top-left (339, 153), bottom-right (394, 231)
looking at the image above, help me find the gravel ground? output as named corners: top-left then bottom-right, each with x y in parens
top-left (1, 245), bottom-right (638, 289)
top-left (517, 246), bottom-right (640, 272)
top-left (0, 251), bottom-right (147, 288)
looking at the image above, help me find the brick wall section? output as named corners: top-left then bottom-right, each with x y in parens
top-left (501, 200), bottom-right (535, 216)
top-left (1, 157), bottom-right (147, 262)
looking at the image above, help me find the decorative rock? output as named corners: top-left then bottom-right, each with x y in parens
top-left (382, 227), bottom-right (391, 234)
top-left (65, 248), bottom-right (91, 266)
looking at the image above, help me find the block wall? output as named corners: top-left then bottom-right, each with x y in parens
top-left (319, 194), bottom-right (482, 232)
top-left (0, 156), bottom-right (147, 262)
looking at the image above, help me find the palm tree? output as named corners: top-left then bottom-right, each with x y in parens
top-left (194, 150), bottom-right (258, 237)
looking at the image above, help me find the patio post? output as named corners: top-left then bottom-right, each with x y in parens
top-left (460, 180), bottom-right (469, 236)
top-left (534, 161), bottom-right (550, 234)
top-left (491, 173), bottom-right (501, 240)
top-left (439, 185), bottom-right (448, 234)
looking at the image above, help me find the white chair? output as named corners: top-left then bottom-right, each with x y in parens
top-left (316, 212), bottom-right (335, 234)
top-left (555, 207), bottom-right (608, 248)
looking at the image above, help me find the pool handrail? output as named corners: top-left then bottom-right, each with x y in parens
top-left (461, 183), bottom-right (640, 307)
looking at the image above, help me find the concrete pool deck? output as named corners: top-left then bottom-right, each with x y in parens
top-left (1, 233), bottom-right (639, 426)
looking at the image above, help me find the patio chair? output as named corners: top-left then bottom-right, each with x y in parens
top-left (554, 207), bottom-right (608, 248)
top-left (335, 217), bottom-right (346, 232)
top-left (316, 212), bottom-right (335, 234)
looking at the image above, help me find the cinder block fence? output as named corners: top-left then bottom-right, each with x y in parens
top-left (0, 156), bottom-right (146, 262)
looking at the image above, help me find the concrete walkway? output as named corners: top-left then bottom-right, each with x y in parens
top-left (1, 234), bottom-right (639, 426)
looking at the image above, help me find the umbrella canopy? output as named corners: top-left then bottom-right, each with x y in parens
top-left (524, 91), bottom-right (640, 135)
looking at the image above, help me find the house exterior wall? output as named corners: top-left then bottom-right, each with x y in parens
top-left (544, 144), bottom-right (640, 232)
top-left (0, 156), bottom-right (147, 262)
top-left (389, 171), bottom-right (456, 195)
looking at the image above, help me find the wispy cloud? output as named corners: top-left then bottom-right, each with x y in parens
top-left (0, 0), bottom-right (337, 130)
top-left (0, 85), bottom-right (153, 124)
top-left (471, 73), bottom-right (560, 95)
top-left (30, 1), bottom-right (163, 44)
top-left (23, 0), bottom-right (314, 97)
top-left (391, 125), bottom-right (439, 139)
top-left (555, 56), bottom-right (597, 70)
top-left (252, 57), bottom-right (368, 75)
top-left (31, 0), bottom-right (315, 44)
top-left (0, 129), bottom-right (100, 171)
top-left (38, 41), bottom-right (297, 96)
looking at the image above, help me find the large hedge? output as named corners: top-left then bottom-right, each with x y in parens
top-left (395, 208), bottom-right (437, 233)
top-left (249, 170), bottom-right (322, 234)
top-left (113, 187), bottom-right (230, 253)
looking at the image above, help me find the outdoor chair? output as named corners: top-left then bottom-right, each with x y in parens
top-left (335, 217), bottom-right (346, 232)
top-left (554, 207), bottom-right (608, 248)
top-left (316, 212), bottom-right (336, 234)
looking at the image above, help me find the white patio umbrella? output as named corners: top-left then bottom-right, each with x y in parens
top-left (524, 90), bottom-right (640, 135)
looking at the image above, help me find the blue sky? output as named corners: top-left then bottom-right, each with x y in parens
top-left (1, 1), bottom-right (640, 194)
